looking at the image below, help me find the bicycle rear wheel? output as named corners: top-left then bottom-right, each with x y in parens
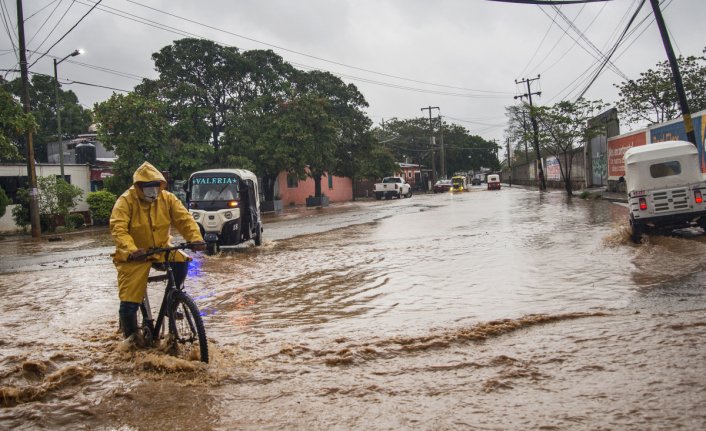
top-left (167, 291), bottom-right (209, 363)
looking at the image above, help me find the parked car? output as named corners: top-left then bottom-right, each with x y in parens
top-left (374, 176), bottom-right (412, 199)
top-left (471, 177), bottom-right (482, 186)
top-left (433, 179), bottom-right (452, 193)
top-left (487, 174), bottom-right (501, 190)
top-left (624, 140), bottom-right (706, 243)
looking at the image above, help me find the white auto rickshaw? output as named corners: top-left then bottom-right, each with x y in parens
top-left (624, 140), bottom-right (706, 243)
top-left (185, 169), bottom-right (263, 254)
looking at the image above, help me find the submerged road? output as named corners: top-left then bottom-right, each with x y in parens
top-left (1, 186), bottom-right (706, 430)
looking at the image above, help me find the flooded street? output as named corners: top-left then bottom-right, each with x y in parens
top-left (2, 186), bottom-right (706, 430)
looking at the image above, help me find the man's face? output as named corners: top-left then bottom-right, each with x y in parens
top-left (139, 182), bottom-right (161, 202)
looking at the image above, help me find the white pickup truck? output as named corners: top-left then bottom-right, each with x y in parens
top-left (624, 140), bottom-right (706, 243)
top-left (374, 176), bottom-right (412, 200)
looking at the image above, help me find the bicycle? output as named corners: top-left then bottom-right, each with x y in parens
top-left (128, 243), bottom-right (209, 363)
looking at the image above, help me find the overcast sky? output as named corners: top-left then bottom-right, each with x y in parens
top-left (2, 0), bottom-right (705, 145)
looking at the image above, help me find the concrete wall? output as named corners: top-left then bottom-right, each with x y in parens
top-left (503, 147), bottom-right (586, 191)
top-left (277, 172), bottom-right (353, 207)
top-left (0, 164), bottom-right (91, 233)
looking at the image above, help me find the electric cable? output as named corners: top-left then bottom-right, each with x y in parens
top-left (28, 0), bottom-right (102, 69)
top-left (25, 0), bottom-right (62, 21)
top-left (574, 0), bottom-right (646, 100)
top-left (27, 0), bottom-right (67, 49)
top-left (535, 3), bottom-right (597, 76)
top-left (115, 0), bottom-right (510, 95)
top-left (517, 7), bottom-right (560, 79)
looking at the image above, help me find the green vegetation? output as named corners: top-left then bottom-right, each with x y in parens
top-left (0, 186), bottom-right (9, 218)
top-left (86, 190), bottom-right (117, 225)
top-left (614, 54), bottom-right (706, 127)
top-left (12, 177), bottom-right (83, 232)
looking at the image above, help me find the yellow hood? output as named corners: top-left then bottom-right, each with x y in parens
top-left (132, 161), bottom-right (167, 190)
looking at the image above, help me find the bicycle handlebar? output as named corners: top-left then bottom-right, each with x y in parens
top-left (127, 242), bottom-right (203, 261)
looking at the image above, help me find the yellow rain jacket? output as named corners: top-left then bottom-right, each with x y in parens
top-left (110, 162), bottom-right (203, 303)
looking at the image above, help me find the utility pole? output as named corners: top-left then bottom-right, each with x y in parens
top-left (521, 110), bottom-right (529, 162)
top-left (16, 0), bottom-right (41, 238)
top-left (421, 106), bottom-right (439, 185)
top-left (438, 114), bottom-right (446, 179)
top-left (506, 138), bottom-right (512, 187)
top-left (515, 75), bottom-right (546, 191)
top-left (649, 0), bottom-right (696, 146)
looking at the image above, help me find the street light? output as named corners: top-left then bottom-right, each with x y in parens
top-left (54, 49), bottom-right (81, 179)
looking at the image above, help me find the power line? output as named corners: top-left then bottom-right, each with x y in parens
top-left (116, 0), bottom-right (510, 95)
top-left (25, 0), bottom-right (61, 21)
top-left (517, 7), bottom-right (560, 78)
top-left (574, 0), bottom-right (646, 100)
top-left (550, 4), bottom-right (630, 81)
top-left (26, 0), bottom-right (68, 49)
top-left (546, 0), bottom-right (660, 102)
top-left (28, 0), bottom-right (102, 69)
top-left (538, 1), bottom-right (606, 76)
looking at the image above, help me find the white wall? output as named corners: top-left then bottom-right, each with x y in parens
top-left (0, 164), bottom-right (92, 233)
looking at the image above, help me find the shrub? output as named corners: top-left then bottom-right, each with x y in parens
top-left (0, 186), bottom-right (9, 218)
top-left (67, 213), bottom-right (85, 229)
top-left (87, 190), bottom-right (117, 225)
top-left (11, 188), bottom-right (30, 229)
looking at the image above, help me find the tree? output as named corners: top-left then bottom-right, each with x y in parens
top-left (441, 122), bottom-right (500, 174)
top-left (36, 176), bottom-right (83, 230)
top-left (614, 54), bottom-right (706, 127)
top-left (295, 70), bottom-right (371, 198)
top-left (94, 93), bottom-right (172, 185)
top-left (0, 186), bottom-right (9, 218)
top-left (12, 177), bottom-right (83, 231)
top-left (95, 92), bottom-right (212, 184)
top-left (0, 86), bottom-right (35, 162)
top-left (3, 75), bottom-right (92, 162)
top-left (504, 104), bottom-right (533, 163)
top-left (534, 99), bottom-right (606, 196)
top-left (224, 94), bottom-right (307, 201)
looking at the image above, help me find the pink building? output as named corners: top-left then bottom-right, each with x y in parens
top-left (276, 171), bottom-right (352, 207)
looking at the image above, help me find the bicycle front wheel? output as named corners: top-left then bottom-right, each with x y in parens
top-left (167, 291), bottom-right (209, 363)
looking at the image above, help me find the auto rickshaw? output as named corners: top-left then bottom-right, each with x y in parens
top-left (451, 175), bottom-right (468, 192)
top-left (487, 174), bottom-right (501, 190)
top-left (185, 168), bottom-right (263, 254)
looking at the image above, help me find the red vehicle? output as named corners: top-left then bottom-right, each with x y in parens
top-left (433, 179), bottom-right (452, 193)
top-left (487, 174), bottom-right (501, 190)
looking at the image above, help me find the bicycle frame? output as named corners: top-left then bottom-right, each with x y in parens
top-left (140, 251), bottom-right (180, 345)
top-left (133, 244), bottom-right (209, 362)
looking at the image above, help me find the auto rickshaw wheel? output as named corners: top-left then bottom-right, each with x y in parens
top-left (254, 224), bottom-right (263, 246)
top-left (630, 219), bottom-right (644, 244)
top-left (206, 242), bottom-right (218, 255)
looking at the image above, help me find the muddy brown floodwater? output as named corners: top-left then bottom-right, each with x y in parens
top-left (2, 186), bottom-right (706, 430)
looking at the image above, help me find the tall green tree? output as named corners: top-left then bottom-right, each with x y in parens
top-left (3, 75), bottom-right (92, 162)
top-left (95, 93), bottom-right (169, 184)
top-left (534, 98), bottom-right (606, 196)
top-left (0, 86), bottom-right (33, 162)
top-left (295, 70), bottom-right (371, 198)
top-left (136, 38), bottom-right (246, 153)
top-left (224, 93), bottom-right (308, 201)
top-left (504, 104), bottom-right (534, 163)
top-left (614, 53), bottom-right (706, 127)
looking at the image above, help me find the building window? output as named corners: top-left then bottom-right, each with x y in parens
top-left (328, 174), bottom-right (333, 189)
top-left (287, 174), bottom-right (298, 188)
top-left (0, 176), bottom-right (29, 203)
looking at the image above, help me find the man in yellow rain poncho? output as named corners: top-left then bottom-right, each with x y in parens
top-left (110, 162), bottom-right (205, 344)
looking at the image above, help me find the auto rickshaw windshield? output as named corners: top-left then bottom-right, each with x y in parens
top-left (190, 176), bottom-right (240, 201)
